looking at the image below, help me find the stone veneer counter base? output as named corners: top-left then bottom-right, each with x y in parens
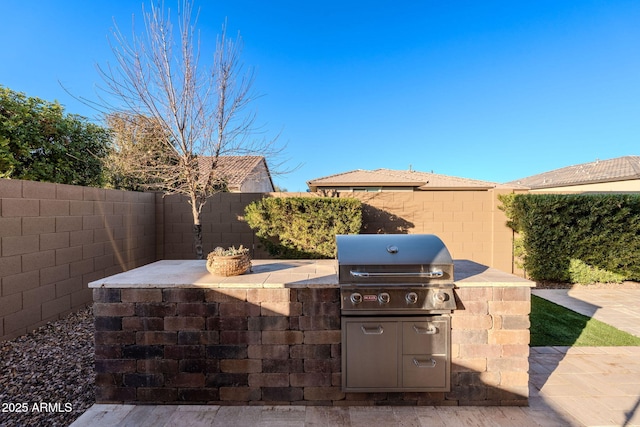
top-left (89, 259), bottom-right (534, 406)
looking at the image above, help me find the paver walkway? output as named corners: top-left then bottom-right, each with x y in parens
top-left (529, 346), bottom-right (640, 426)
top-left (69, 400), bottom-right (574, 426)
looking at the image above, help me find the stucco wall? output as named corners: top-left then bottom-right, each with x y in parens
top-left (238, 163), bottom-right (275, 193)
top-left (528, 179), bottom-right (640, 193)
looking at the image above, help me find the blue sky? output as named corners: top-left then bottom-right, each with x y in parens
top-left (2, 0), bottom-right (639, 191)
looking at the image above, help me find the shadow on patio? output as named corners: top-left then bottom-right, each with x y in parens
top-left (530, 289), bottom-right (640, 426)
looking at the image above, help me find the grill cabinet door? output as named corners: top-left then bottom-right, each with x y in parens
top-left (343, 319), bottom-right (398, 389)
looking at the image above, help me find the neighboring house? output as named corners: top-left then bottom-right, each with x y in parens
top-left (307, 168), bottom-right (523, 192)
top-left (198, 155), bottom-right (275, 192)
top-left (506, 156), bottom-right (640, 193)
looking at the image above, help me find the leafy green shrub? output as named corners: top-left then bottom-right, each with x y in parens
top-left (567, 259), bottom-right (626, 284)
top-left (244, 197), bottom-right (362, 258)
top-left (499, 193), bottom-right (640, 283)
top-left (0, 86), bottom-right (110, 186)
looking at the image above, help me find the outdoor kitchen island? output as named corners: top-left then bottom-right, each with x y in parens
top-left (90, 258), bottom-right (534, 406)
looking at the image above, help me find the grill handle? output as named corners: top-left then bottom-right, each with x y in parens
top-left (413, 358), bottom-right (437, 368)
top-left (360, 325), bottom-right (384, 335)
top-left (413, 324), bottom-right (438, 335)
top-left (350, 270), bottom-right (444, 278)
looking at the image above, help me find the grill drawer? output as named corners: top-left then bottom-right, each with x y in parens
top-left (402, 354), bottom-right (448, 389)
top-left (403, 319), bottom-right (448, 354)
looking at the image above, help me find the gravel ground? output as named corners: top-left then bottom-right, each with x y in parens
top-left (0, 306), bottom-right (94, 427)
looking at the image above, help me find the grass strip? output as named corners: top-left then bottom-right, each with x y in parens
top-left (530, 294), bottom-right (640, 347)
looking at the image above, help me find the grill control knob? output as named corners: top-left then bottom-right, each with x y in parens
top-left (378, 292), bottom-right (390, 304)
top-left (433, 291), bottom-right (448, 304)
top-left (350, 293), bottom-right (363, 305)
top-left (406, 292), bottom-right (419, 304)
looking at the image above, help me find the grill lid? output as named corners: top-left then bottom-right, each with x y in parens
top-left (336, 234), bottom-right (454, 285)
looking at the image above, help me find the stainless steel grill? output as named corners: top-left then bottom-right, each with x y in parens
top-left (336, 234), bottom-right (456, 392)
top-left (337, 234), bottom-right (456, 315)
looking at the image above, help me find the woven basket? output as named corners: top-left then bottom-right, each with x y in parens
top-left (206, 254), bottom-right (251, 277)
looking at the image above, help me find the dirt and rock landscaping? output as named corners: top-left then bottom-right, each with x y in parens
top-left (0, 306), bottom-right (94, 427)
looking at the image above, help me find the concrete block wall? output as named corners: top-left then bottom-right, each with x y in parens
top-left (161, 190), bottom-right (518, 273)
top-left (0, 179), bottom-right (157, 341)
top-left (1, 180), bottom-right (520, 341)
top-left (353, 191), bottom-right (515, 272)
top-left (163, 192), bottom-right (265, 260)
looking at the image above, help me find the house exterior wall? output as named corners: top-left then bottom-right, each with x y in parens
top-left (314, 186), bottom-right (416, 192)
top-left (528, 179), bottom-right (640, 193)
top-left (238, 163), bottom-right (274, 193)
top-left (0, 179), bottom-right (157, 341)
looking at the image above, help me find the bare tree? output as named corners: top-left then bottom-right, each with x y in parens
top-left (97, 0), bottom-right (281, 259)
top-left (105, 113), bottom-right (183, 191)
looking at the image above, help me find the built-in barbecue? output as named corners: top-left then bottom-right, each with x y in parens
top-left (336, 234), bottom-right (457, 392)
top-left (92, 243), bottom-right (534, 406)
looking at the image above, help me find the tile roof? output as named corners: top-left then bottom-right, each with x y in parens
top-left (197, 156), bottom-right (273, 190)
top-left (506, 156), bottom-right (640, 189)
top-left (308, 168), bottom-right (521, 190)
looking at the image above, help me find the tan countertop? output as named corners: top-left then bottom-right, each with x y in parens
top-left (453, 259), bottom-right (535, 287)
top-left (89, 259), bottom-right (534, 289)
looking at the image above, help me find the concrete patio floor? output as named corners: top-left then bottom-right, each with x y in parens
top-left (70, 290), bottom-right (640, 427)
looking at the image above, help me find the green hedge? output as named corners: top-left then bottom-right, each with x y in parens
top-left (500, 193), bottom-right (640, 283)
top-left (244, 197), bottom-right (362, 258)
top-left (1, 86), bottom-right (110, 186)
